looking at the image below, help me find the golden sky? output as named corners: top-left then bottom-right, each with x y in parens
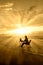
top-left (0, 0), bottom-right (43, 33)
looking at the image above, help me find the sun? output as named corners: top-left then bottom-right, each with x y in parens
top-left (14, 27), bottom-right (31, 35)
top-left (5, 25), bottom-right (43, 36)
top-left (5, 23), bottom-right (32, 36)
top-left (13, 24), bottom-right (32, 36)
top-left (5, 26), bottom-right (32, 36)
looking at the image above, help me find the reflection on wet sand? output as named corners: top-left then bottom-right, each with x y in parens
top-left (0, 33), bottom-right (43, 65)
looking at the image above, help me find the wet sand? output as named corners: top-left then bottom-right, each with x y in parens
top-left (0, 34), bottom-right (43, 65)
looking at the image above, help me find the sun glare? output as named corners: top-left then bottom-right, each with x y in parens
top-left (5, 27), bottom-right (32, 36)
top-left (14, 27), bottom-right (31, 35)
top-left (5, 26), bottom-right (43, 36)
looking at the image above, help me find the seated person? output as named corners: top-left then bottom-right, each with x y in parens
top-left (20, 36), bottom-right (31, 47)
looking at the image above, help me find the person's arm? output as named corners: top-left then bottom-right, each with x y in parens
top-left (20, 38), bottom-right (24, 42)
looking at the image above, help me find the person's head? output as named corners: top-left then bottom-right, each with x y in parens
top-left (25, 35), bottom-right (27, 39)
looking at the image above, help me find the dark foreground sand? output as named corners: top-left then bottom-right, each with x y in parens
top-left (0, 34), bottom-right (43, 65)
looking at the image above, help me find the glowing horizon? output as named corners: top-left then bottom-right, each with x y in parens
top-left (2, 26), bottom-right (42, 36)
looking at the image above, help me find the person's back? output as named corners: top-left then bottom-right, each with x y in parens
top-left (24, 36), bottom-right (28, 43)
top-left (20, 35), bottom-right (31, 47)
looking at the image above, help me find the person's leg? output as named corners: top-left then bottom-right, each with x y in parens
top-left (21, 43), bottom-right (25, 47)
top-left (28, 40), bottom-right (31, 45)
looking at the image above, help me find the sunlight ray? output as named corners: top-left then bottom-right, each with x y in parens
top-left (26, 14), bottom-right (43, 26)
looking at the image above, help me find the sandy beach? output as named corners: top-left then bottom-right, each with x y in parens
top-left (0, 34), bottom-right (43, 65)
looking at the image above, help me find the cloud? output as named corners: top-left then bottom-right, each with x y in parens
top-left (0, 3), bottom-right (13, 8)
top-left (0, 2), bottom-right (13, 12)
top-left (28, 14), bottom-right (43, 26)
top-left (0, 3), bottom-right (43, 31)
top-left (16, 5), bottom-right (43, 25)
top-left (28, 6), bottom-right (36, 11)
